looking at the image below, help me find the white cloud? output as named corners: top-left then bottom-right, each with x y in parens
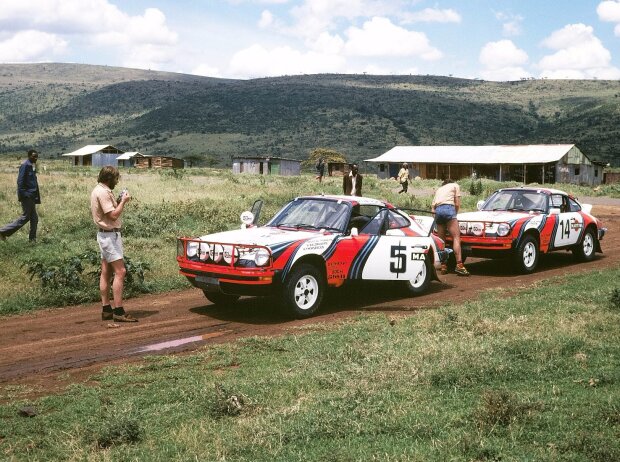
top-left (597, 0), bottom-right (620, 36)
top-left (258, 10), bottom-right (274, 28)
top-left (400, 8), bottom-right (461, 24)
top-left (0, 30), bottom-right (67, 61)
top-left (0, 0), bottom-right (178, 70)
top-left (191, 63), bottom-right (222, 78)
top-left (495, 12), bottom-right (524, 37)
top-left (309, 32), bottom-right (345, 54)
top-left (538, 23), bottom-right (620, 78)
top-left (228, 44), bottom-right (346, 78)
top-left (343, 17), bottom-right (442, 59)
top-left (479, 40), bottom-right (530, 81)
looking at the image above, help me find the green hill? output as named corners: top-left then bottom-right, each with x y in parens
top-left (0, 63), bottom-right (618, 166)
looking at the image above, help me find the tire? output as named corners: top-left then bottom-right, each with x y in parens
top-left (513, 234), bottom-right (539, 274)
top-left (404, 258), bottom-right (431, 295)
top-left (281, 263), bottom-right (325, 319)
top-left (203, 291), bottom-right (240, 306)
top-left (573, 228), bottom-right (596, 262)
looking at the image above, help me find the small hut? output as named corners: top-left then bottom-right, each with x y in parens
top-left (135, 155), bottom-right (184, 169)
top-left (232, 156), bottom-right (301, 176)
top-left (62, 145), bottom-right (123, 167)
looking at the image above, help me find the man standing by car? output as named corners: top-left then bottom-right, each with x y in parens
top-left (343, 163), bottom-right (363, 196)
top-left (0, 149), bottom-right (40, 242)
top-left (90, 166), bottom-right (137, 322)
top-left (432, 178), bottom-right (469, 276)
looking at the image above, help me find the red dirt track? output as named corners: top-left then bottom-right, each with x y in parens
top-left (1, 204), bottom-right (618, 397)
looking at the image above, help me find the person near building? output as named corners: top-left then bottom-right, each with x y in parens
top-left (432, 178), bottom-right (469, 276)
top-left (397, 163), bottom-right (410, 194)
top-left (90, 166), bottom-right (137, 322)
top-left (0, 149), bottom-right (41, 242)
top-left (343, 163), bottom-right (363, 196)
top-left (315, 157), bottom-right (325, 183)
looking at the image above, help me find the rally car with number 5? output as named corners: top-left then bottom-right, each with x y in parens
top-left (451, 187), bottom-right (606, 273)
top-left (177, 195), bottom-right (450, 318)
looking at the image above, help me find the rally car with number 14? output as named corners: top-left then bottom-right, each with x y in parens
top-left (177, 195), bottom-right (450, 318)
top-left (452, 187), bottom-right (606, 273)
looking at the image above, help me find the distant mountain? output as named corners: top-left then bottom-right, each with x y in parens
top-left (0, 63), bottom-right (618, 167)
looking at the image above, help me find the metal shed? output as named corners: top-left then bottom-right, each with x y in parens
top-left (232, 156), bottom-right (301, 176)
top-left (62, 145), bottom-right (124, 167)
top-left (366, 144), bottom-right (603, 186)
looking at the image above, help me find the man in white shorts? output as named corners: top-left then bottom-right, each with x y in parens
top-left (90, 166), bottom-right (137, 322)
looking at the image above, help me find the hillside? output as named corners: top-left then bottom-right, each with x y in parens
top-left (0, 63), bottom-right (619, 166)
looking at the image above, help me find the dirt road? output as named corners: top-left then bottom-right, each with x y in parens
top-left (1, 205), bottom-right (618, 396)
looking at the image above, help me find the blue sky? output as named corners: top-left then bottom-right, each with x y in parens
top-left (1, 0), bottom-right (620, 80)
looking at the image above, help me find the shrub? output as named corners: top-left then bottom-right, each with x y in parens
top-left (610, 288), bottom-right (620, 310)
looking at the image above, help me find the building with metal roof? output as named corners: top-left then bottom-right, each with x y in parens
top-left (62, 145), bottom-right (123, 167)
top-left (366, 144), bottom-right (603, 185)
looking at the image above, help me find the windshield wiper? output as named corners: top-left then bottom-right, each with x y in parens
top-left (296, 224), bottom-right (322, 231)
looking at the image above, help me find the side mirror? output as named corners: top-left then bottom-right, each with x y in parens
top-left (476, 200), bottom-right (485, 211)
top-left (250, 199), bottom-right (263, 225)
top-left (549, 208), bottom-right (560, 215)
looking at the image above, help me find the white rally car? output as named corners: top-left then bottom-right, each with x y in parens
top-left (177, 195), bottom-right (451, 318)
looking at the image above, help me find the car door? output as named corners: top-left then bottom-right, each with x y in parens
top-left (551, 193), bottom-right (583, 248)
top-left (356, 209), bottom-right (429, 281)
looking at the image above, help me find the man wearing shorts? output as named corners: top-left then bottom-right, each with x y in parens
top-left (90, 166), bottom-right (137, 322)
top-left (432, 179), bottom-right (469, 276)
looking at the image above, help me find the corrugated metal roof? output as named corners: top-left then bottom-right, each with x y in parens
top-left (116, 152), bottom-right (148, 160)
top-left (366, 144), bottom-right (577, 165)
top-left (62, 145), bottom-right (120, 157)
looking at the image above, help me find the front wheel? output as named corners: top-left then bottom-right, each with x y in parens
top-left (572, 228), bottom-right (596, 262)
top-left (281, 263), bottom-right (325, 319)
top-left (513, 234), bottom-right (539, 274)
top-left (404, 258), bottom-right (431, 295)
top-left (203, 291), bottom-right (240, 306)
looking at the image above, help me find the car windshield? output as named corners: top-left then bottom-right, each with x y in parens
top-left (481, 190), bottom-right (548, 213)
top-left (267, 198), bottom-right (351, 232)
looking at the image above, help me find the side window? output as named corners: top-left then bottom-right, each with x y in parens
top-left (360, 209), bottom-right (388, 236)
top-left (388, 210), bottom-right (410, 229)
top-left (568, 198), bottom-right (581, 212)
top-left (550, 194), bottom-right (563, 209)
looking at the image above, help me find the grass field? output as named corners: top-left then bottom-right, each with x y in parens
top-left (1, 266), bottom-right (618, 460)
top-left (0, 159), bottom-right (618, 316)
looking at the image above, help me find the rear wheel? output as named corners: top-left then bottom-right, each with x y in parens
top-left (203, 291), bottom-right (240, 306)
top-left (281, 263), bottom-right (325, 319)
top-left (404, 258), bottom-right (431, 295)
top-left (513, 234), bottom-right (539, 274)
top-left (573, 228), bottom-right (596, 262)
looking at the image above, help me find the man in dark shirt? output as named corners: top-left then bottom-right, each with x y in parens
top-left (343, 163), bottom-right (363, 196)
top-left (0, 149), bottom-right (41, 242)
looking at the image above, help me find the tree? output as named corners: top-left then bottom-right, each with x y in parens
top-left (304, 148), bottom-right (347, 169)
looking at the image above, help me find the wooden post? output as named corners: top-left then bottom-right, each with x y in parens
top-left (523, 164), bottom-right (526, 184)
top-left (542, 164), bottom-right (545, 184)
top-left (499, 164), bottom-right (502, 182)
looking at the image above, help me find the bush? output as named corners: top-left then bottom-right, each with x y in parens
top-left (610, 288), bottom-right (620, 310)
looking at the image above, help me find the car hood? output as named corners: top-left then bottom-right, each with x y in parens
top-left (198, 226), bottom-right (323, 247)
top-left (457, 210), bottom-right (532, 223)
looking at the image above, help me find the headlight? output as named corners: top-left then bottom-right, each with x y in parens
top-left (210, 244), bottom-right (224, 263)
top-left (186, 241), bottom-right (198, 258)
top-left (497, 223), bottom-right (510, 236)
top-left (199, 242), bottom-right (210, 261)
top-left (254, 248), bottom-right (271, 266)
top-left (222, 245), bottom-right (235, 264)
top-left (470, 222), bottom-right (484, 236)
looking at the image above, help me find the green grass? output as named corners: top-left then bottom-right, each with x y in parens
top-left (1, 267), bottom-right (618, 460)
top-left (0, 159), bottom-right (616, 316)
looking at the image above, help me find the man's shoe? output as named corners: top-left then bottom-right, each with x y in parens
top-left (102, 305), bottom-right (113, 321)
top-left (455, 265), bottom-right (470, 276)
top-left (440, 264), bottom-right (448, 275)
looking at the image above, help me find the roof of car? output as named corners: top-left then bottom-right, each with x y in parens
top-left (299, 194), bottom-right (391, 207)
top-left (499, 187), bottom-right (568, 196)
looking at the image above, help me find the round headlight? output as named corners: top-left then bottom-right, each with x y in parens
top-left (471, 222), bottom-right (484, 236)
top-left (187, 242), bottom-right (198, 258)
top-left (497, 223), bottom-right (510, 237)
top-left (254, 248), bottom-right (271, 267)
top-left (222, 245), bottom-right (234, 264)
top-left (199, 242), bottom-right (210, 261)
top-left (210, 244), bottom-right (224, 263)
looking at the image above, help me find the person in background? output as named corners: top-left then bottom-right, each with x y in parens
top-left (315, 157), bottom-right (325, 183)
top-left (432, 178), bottom-right (469, 276)
top-left (0, 149), bottom-right (41, 242)
top-left (343, 163), bottom-right (363, 196)
top-left (90, 166), bottom-right (137, 322)
top-left (397, 163), bottom-right (410, 194)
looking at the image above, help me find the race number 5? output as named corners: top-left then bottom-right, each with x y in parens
top-left (390, 245), bottom-right (406, 274)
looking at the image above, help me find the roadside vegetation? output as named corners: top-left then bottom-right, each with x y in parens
top-left (0, 159), bottom-right (618, 316)
top-left (1, 266), bottom-right (618, 460)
